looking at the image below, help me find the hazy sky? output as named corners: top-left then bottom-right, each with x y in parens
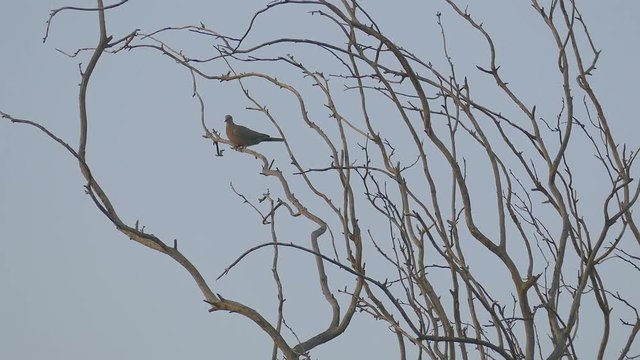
top-left (2, 1), bottom-right (639, 359)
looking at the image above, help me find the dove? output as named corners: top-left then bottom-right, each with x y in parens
top-left (224, 115), bottom-right (284, 149)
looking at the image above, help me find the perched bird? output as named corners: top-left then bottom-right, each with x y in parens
top-left (224, 114), bottom-right (284, 148)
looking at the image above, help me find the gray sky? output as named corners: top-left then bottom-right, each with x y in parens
top-left (2, 1), bottom-right (640, 359)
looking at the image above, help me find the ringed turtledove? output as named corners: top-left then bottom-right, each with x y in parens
top-left (225, 114), bottom-right (284, 148)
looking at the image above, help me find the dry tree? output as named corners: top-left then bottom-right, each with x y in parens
top-left (3, 1), bottom-right (639, 359)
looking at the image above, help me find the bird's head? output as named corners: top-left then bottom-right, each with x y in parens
top-left (224, 114), bottom-right (233, 124)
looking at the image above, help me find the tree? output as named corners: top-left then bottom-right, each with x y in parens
top-left (3, 1), bottom-right (639, 359)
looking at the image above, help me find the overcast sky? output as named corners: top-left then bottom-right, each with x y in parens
top-left (2, 1), bottom-right (640, 359)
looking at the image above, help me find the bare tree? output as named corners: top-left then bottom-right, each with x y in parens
top-left (3, 1), bottom-right (639, 359)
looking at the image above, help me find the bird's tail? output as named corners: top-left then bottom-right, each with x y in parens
top-left (264, 137), bottom-right (285, 142)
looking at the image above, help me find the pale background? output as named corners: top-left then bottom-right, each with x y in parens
top-left (2, 1), bottom-right (639, 359)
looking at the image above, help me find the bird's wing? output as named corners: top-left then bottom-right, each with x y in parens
top-left (232, 124), bottom-right (270, 141)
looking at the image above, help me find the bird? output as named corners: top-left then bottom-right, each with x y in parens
top-left (224, 114), bottom-right (284, 149)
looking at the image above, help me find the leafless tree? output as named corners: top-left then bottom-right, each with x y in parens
top-left (3, 1), bottom-right (639, 359)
